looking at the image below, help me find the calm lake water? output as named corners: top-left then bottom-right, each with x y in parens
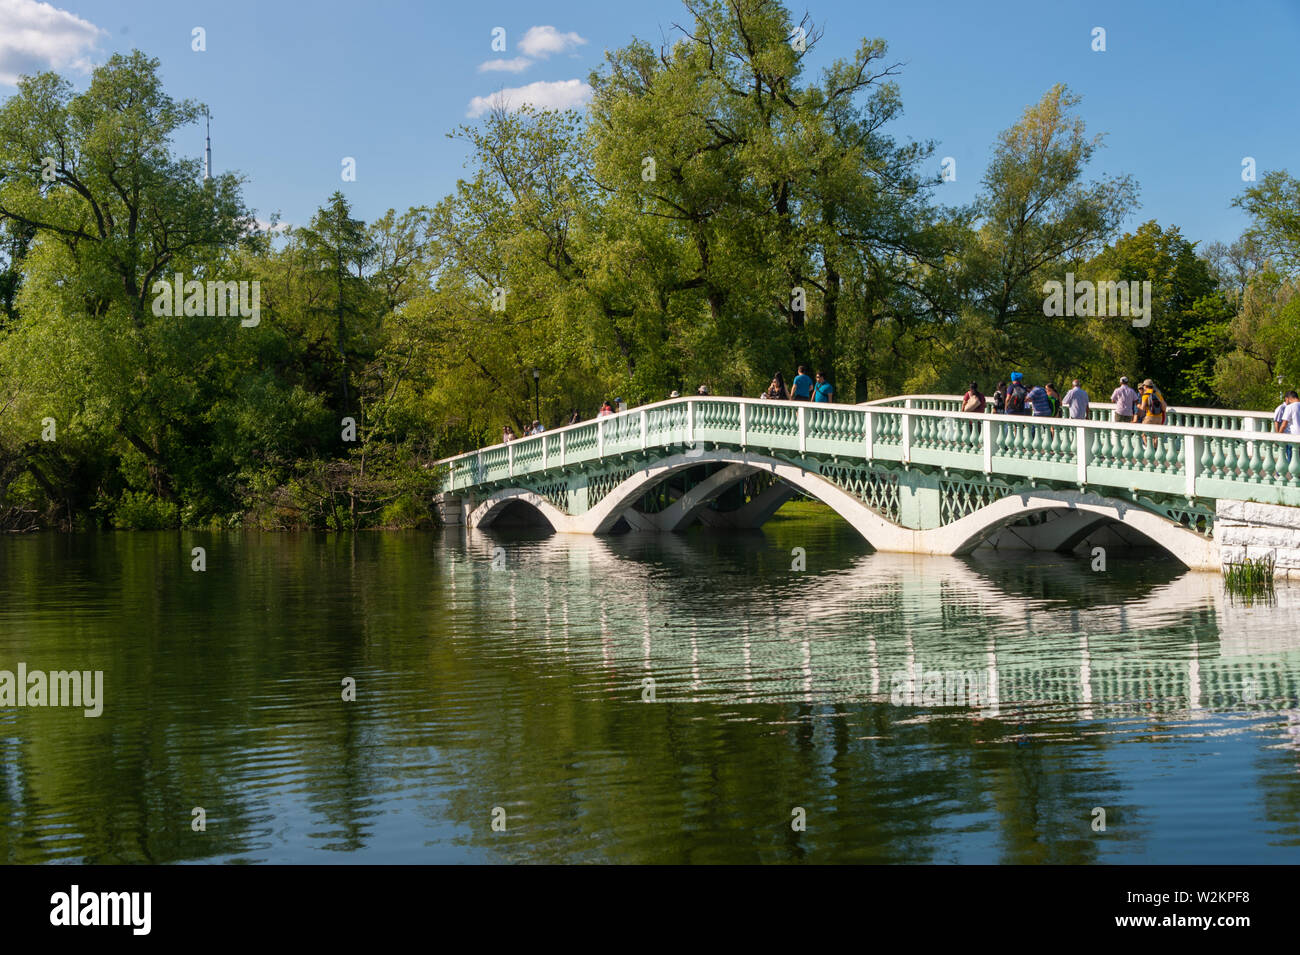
top-left (2, 505), bottom-right (1299, 864)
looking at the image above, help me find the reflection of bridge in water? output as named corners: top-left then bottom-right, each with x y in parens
top-left (449, 531), bottom-right (1300, 725)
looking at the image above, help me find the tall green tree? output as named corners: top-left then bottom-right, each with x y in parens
top-left (0, 51), bottom-right (251, 521)
top-left (955, 84), bottom-right (1139, 385)
top-left (1087, 221), bottom-right (1229, 404)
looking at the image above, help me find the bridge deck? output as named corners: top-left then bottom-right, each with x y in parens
top-left (434, 395), bottom-right (1300, 511)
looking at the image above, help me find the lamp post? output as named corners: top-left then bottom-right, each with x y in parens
top-left (532, 368), bottom-right (541, 423)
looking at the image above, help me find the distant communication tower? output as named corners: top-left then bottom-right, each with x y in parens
top-left (203, 109), bottom-right (212, 182)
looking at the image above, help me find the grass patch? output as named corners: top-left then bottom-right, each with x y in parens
top-left (1224, 554), bottom-right (1276, 604)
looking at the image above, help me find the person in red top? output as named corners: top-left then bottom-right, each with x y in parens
top-left (961, 382), bottom-right (986, 413)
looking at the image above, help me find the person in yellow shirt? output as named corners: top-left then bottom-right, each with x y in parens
top-left (1135, 378), bottom-right (1168, 425)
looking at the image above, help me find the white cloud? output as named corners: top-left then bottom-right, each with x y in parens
top-left (518, 25), bottom-right (587, 59)
top-left (0, 0), bottom-right (104, 86)
top-left (478, 56), bottom-right (532, 74)
top-left (252, 218), bottom-right (290, 234)
top-left (467, 79), bottom-right (591, 118)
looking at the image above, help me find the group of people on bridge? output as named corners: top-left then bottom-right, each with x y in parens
top-left (963, 375), bottom-right (1169, 424)
top-left (759, 366), bottom-right (836, 403)
top-left (498, 369), bottom-right (1300, 448)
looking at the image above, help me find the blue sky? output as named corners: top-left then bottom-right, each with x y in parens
top-left (3, 0), bottom-right (1298, 245)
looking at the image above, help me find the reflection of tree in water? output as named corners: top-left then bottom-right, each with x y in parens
top-left (5, 522), bottom-right (1300, 863)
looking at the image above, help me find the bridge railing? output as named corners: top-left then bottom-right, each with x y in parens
top-left (862, 394), bottom-right (1278, 432)
top-left (434, 396), bottom-right (1300, 508)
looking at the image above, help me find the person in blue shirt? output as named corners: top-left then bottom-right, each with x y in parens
top-left (1025, 383), bottom-right (1051, 417)
top-left (813, 370), bottom-right (835, 402)
top-left (791, 365), bottom-right (814, 401)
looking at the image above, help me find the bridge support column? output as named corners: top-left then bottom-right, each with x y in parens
top-left (434, 493), bottom-right (469, 526)
top-left (897, 470), bottom-right (943, 530)
top-left (697, 479), bottom-right (797, 529)
top-left (1217, 500), bottom-right (1300, 578)
top-left (567, 482), bottom-right (591, 515)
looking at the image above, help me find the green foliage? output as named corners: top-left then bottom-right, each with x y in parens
top-left (112, 490), bottom-right (179, 530)
top-left (1086, 221), bottom-right (1227, 404)
top-left (0, 4), bottom-right (1291, 530)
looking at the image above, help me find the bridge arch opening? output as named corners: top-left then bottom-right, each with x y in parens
top-left (944, 494), bottom-right (1216, 570)
top-left (488, 499), bottom-right (554, 529)
top-left (469, 490), bottom-right (568, 532)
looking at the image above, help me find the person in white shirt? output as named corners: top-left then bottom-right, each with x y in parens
top-left (1062, 379), bottom-right (1090, 419)
top-left (1110, 377), bottom-right (1138, 421)
top-left (1277, 391), bottom-right (1300, 466)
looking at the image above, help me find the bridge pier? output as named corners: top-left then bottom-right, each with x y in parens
top-left (1217, 500), bottom-right (1300, 578)
top-left (434, 493), bottom-right (468, 526)
top-left (898, 471), bottom-right (943, 530)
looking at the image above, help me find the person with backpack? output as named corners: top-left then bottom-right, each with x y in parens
top-left (1136, 379), bottom-right (1167, 425)
top-left (1003, 374), bottom-right (1024, 415)
top-left (1045, 383), bottom-right (1061, 418)
top-left (1005, 373), bottom-right (1029, 415)
top-left (992, 382), bottom-right (1007, 414)
top-left (1026, 382), bottom-right (1051, 417)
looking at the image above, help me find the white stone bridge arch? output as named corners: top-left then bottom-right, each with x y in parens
top-left (463, 449), bottom-right (1218, 568)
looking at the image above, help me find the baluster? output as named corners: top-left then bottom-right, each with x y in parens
top-left (1289, 439), bottom-right (1300, 484)
top-left (1258, 440), bottom-right (1276, 485)
top-left (1246, 439), bottom-right (1264, 484)
top-left (1093, 428), bottom-right (1108, 466)
top-left (1232, 439), bottom-right (1249, 478)
top-left (1138, 430), bottom-right (1154, 471)
top-left (1125, 430), bottom-right (1141, 470)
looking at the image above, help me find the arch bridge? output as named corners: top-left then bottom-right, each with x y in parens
top-left (431, 394), bottom-right (1300, 572)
